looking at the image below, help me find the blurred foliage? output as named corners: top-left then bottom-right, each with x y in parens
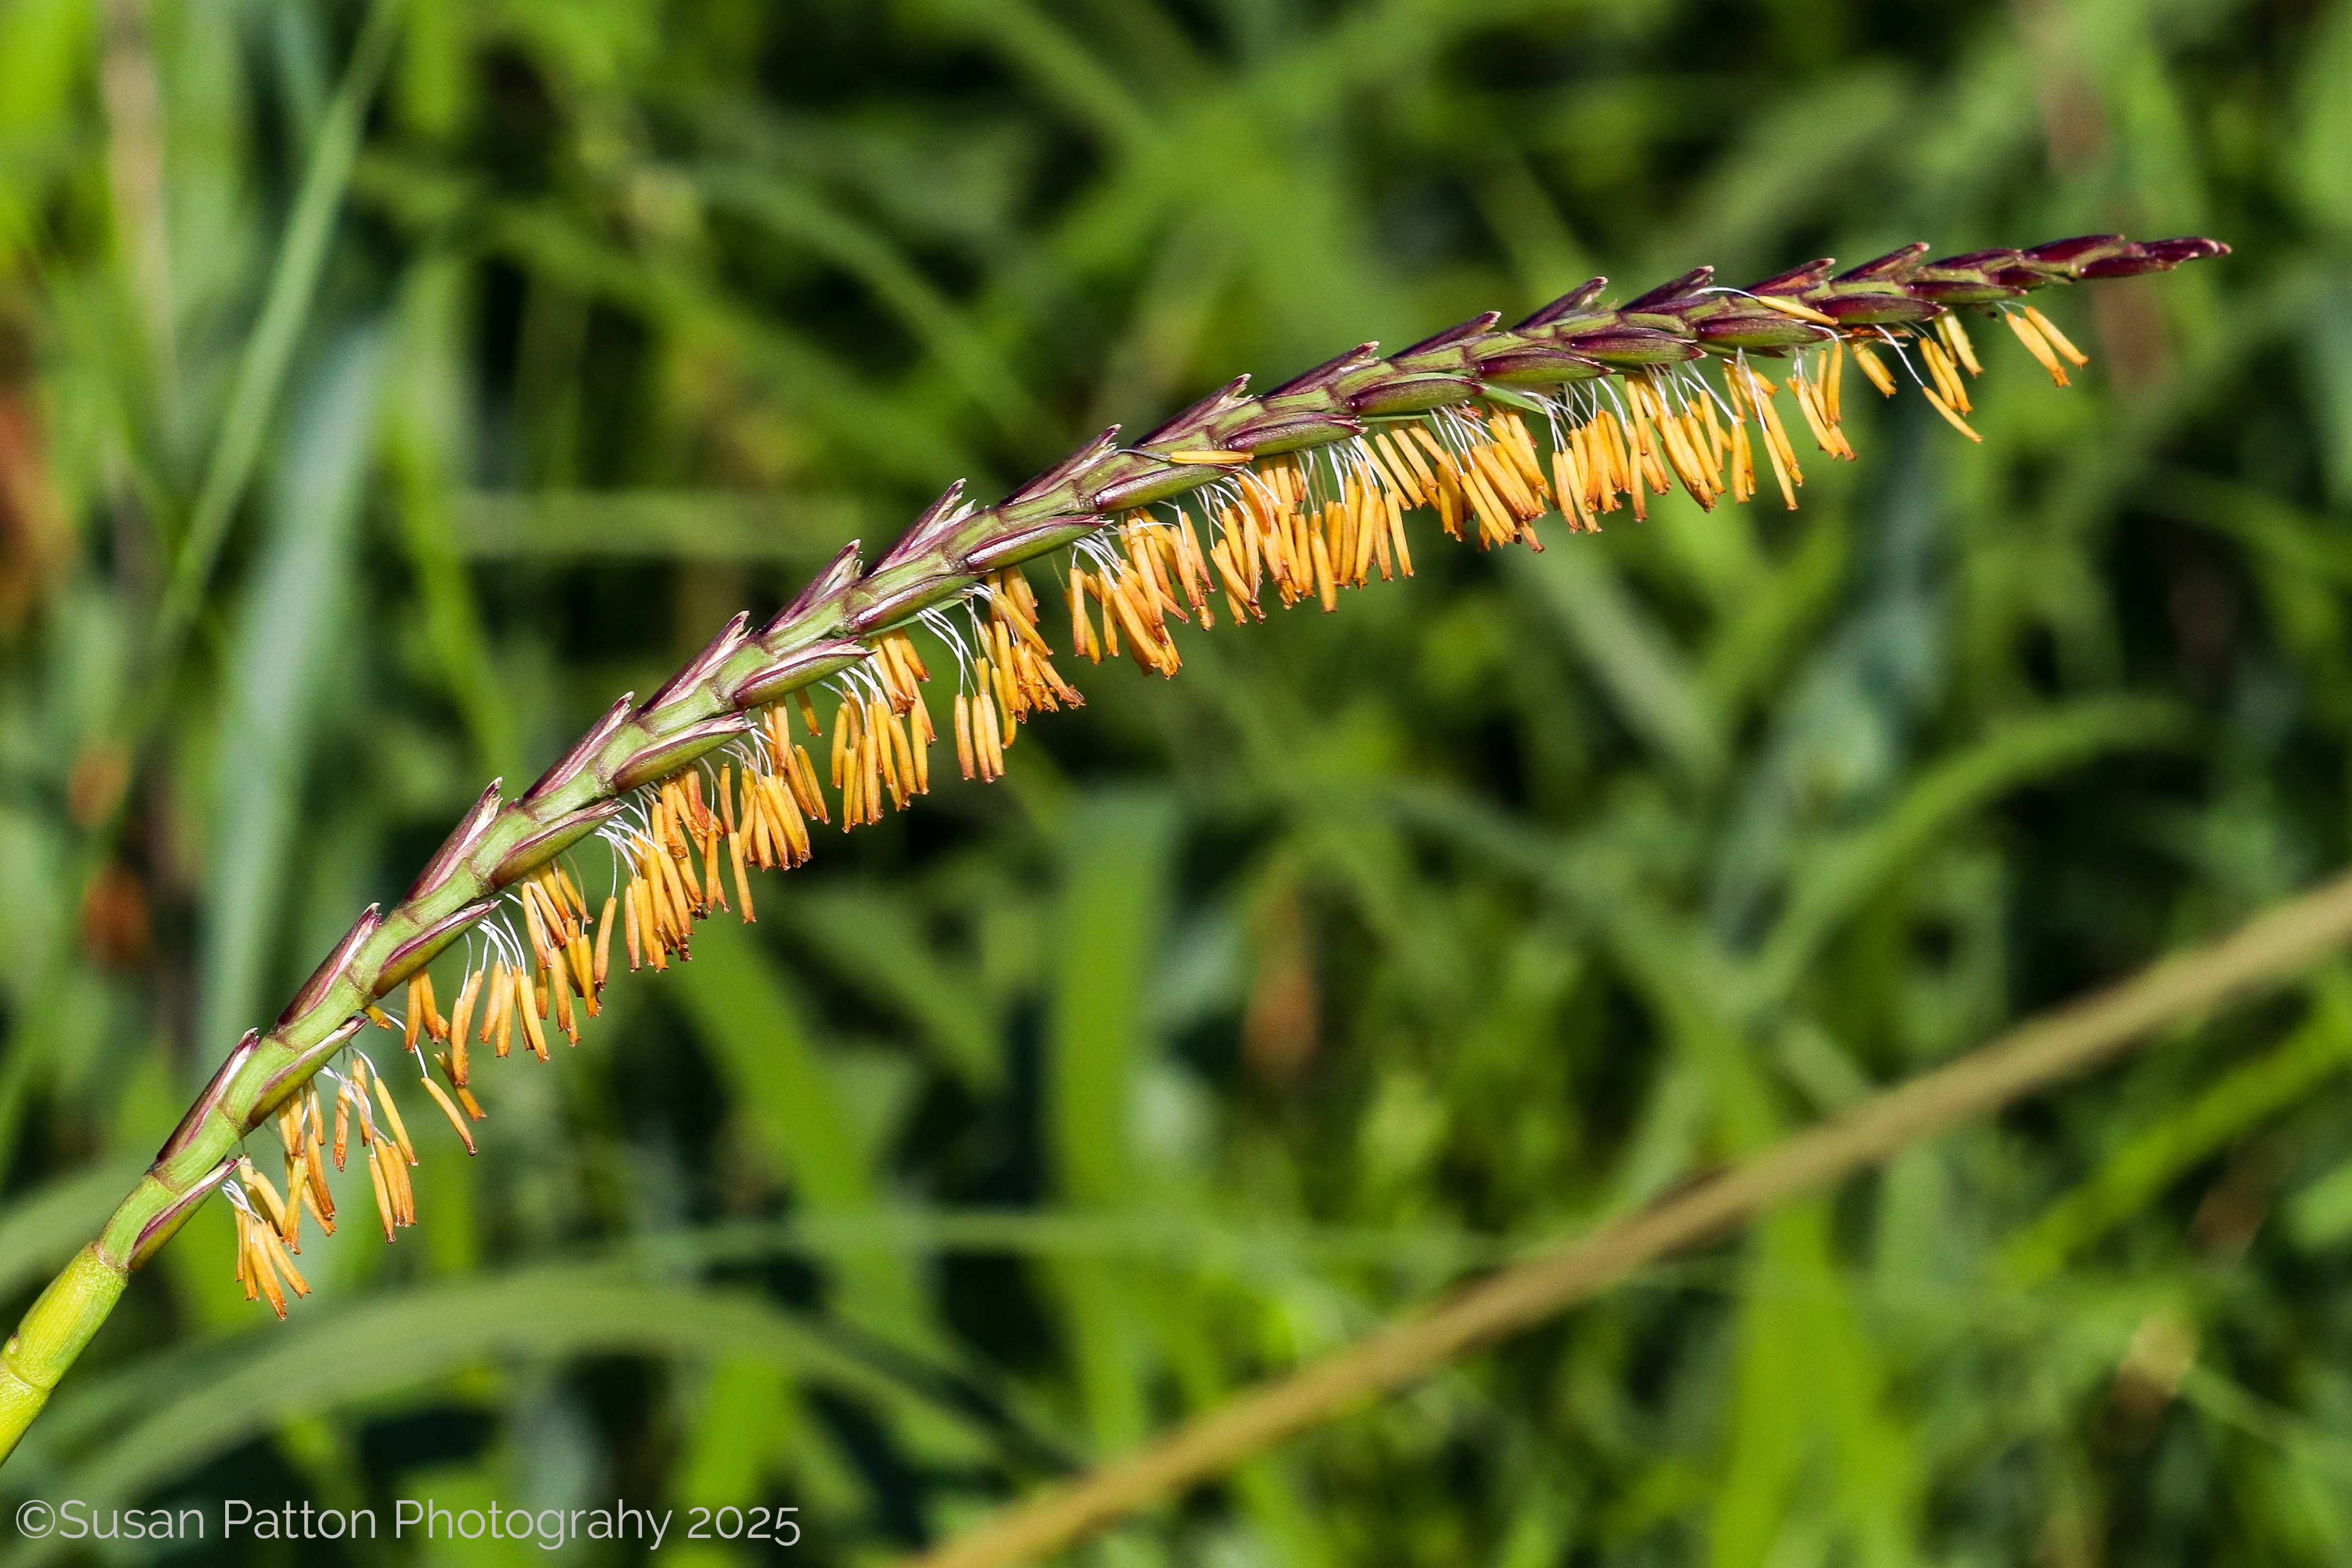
top-left (0, 0), bottom-right (2348, 1563)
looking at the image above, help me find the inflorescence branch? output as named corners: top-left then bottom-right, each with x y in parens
top-left (0, 230), bottom-right (2225, 1463)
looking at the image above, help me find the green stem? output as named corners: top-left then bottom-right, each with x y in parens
top-left (0, 1248), bottom-right (126, 1465)
top-left (0, 231), bottom-right (2218, 1470)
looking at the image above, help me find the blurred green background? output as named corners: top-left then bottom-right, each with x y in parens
top-left (1, 0), bottom-right (2348, 1562)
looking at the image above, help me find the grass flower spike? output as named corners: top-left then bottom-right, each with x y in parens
top-left (0, 230), bottom-right (2222, 1466)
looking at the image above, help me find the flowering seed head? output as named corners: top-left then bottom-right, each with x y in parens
top-left (67, 229), bottom-right (2224, 1325)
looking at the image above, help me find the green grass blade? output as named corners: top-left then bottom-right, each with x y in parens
top-left (1754, 697), bottom-right (2190, 1001)
top-left (146, 0), bottom-right (403, 673)
top-left (23, 1270), bottom-right (999, 1525)
top-left (1507, 545), bottom-right (1724, 785)
top-left (195, 329), bottom-right (384, 1066)
top-left (2001, 972), bottom-right (2352, 1287)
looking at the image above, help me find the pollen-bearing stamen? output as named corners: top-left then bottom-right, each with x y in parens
top-left (225, 1174), bottom-right (309, 1318)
